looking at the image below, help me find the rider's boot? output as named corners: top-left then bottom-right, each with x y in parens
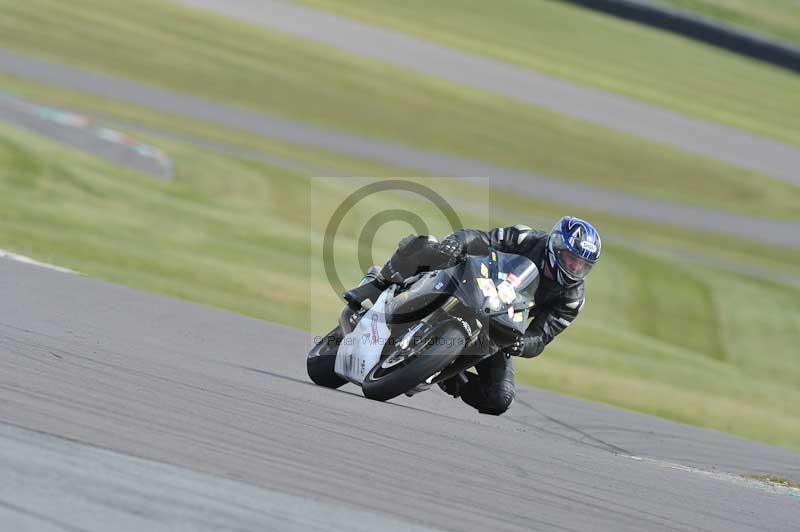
top-left (342, 234), bottom-right (442, 311)
top-left (438, 371), bottom-right (471, 397)
top-left (342, 263), bottom-right (397, 311)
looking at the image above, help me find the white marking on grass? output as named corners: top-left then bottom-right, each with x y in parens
top-left (0, 249), bottom-right (77, 274)
top-left (625, 454), bottom-right (800, 498)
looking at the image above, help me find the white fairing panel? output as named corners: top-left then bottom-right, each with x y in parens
top-left (335, 291), bottom-right (391, 385)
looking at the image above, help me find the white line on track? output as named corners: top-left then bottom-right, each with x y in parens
top-left (0, 249), bottom-right (76, 275)
top-left (626, 454), bottom-right (800, 499)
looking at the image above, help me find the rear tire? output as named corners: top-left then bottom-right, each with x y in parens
top-left (362, 323), bottom-right (465, 401)
top-left (307, 327), bottom-right (347, 389)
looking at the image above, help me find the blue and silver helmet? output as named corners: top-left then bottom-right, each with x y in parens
top-left (546, 216), bottom-right (601, 286)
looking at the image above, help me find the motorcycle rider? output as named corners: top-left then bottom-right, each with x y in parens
top-left (343, 216), bottom-right (601, 416)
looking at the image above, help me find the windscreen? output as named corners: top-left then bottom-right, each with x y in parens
top-left (495, 252), bottom-right (539, 299)
top-left (467, 251), bottom-right (540, 332)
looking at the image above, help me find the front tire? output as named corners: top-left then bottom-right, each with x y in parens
top-left (307, 327), bottom-right (347, 389)
top-left (362, 323), bottom-right (465, 401)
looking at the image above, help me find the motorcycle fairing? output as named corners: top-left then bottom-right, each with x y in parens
top-left (387, 251), bottom-right (539, 334)
top-left (334, 290), bottom-right (392, 385)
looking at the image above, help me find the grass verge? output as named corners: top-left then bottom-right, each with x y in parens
top-left (0, 1), bottom-right (799, 219)
top-left (294, 0), bottom-right (800, 148)
top-left (748, 475), bottom-right (800, 489)
top-left (6, 71), bottom-right (800, 282)
top-left (1, 120), bottom-right (799, 452)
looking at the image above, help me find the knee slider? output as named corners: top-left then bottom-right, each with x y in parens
top-left (479, 382), bottom-right (515, 416)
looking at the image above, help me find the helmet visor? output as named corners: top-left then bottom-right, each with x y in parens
top-left (556, 248), bottom-right (593, 279)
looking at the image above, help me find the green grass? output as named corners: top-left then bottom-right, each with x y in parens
top-left (521, 248), bottom-right (800, 451)
top-left (294, 0), bottom-right (800, 149)
top-left (6, 70), bottom-right (800, 284)
top-left (2, 0), bottom-right (800, 220)
top-left (652, 0), bottom-right (800, 46)
top-left (1, 120), bottom-right (799, 452)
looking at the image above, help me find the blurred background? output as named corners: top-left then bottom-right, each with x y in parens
top-left (0, 0), bottom-right (798, 451)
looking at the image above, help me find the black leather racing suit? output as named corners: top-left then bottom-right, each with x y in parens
top-left (373, 225), bottom-right (585, 415)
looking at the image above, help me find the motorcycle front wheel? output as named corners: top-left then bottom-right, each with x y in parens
top-left (362, 322), bottom-right (465, 401)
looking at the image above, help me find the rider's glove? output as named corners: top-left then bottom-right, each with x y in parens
top-left (436, 236), bottom-right (465, 266)
top-left (507, 335), bottom-right (545, 358)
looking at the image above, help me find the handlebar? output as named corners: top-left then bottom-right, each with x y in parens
top-left (483, 300), bottom-right (534, 317)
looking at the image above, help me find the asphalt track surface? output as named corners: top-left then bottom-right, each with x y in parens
top-left (2, 258), bottom-right (799, 531)
top-left (0, 424), bottom-right (435, 532)
top-left (3, 49), bottom-right (800, 248)
top-left (181, 0), bottom-right (800, 186)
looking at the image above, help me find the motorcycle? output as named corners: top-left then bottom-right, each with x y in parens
top-left (306, 248), bottom-right (539, 401)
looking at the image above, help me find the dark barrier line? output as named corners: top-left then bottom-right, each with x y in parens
top-left (560, 0), bottom-right (800, 74)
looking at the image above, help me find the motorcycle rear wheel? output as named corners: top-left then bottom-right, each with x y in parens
top-left (306, 326), bottom-right (347, 389)
top-left (362, 322), bottom-right (465, 402)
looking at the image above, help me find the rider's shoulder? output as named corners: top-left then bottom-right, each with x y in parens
top-left (494, 225), bottom-right (547, 244)
top-left (513, 226), bottom-right (548, 254)
top-left (520, 226), bottom-right (547, 242)
top-left (561, 281), bottom-right (585, 302)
